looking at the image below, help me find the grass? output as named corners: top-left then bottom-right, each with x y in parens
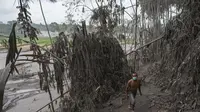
top-left (0, 36), bottom-right (135, 48)
top-left (0, 36), bottom-right (55, 46)
top-left (0, 36), bottom-right (56, 51)
top-left (0, 37), bottom-right (7, 41)
top-left (36, 38), bottom-right (55, 46)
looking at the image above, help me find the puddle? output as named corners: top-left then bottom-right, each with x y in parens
top-left (16, 89), bottom-right (40, 94)
top-left (7, 80), bottom-right (25, 84)
top-left (5, 89), bottom-right (59, 112)
top-left (3, 88), bottom-right (42, 111)
top-left (7, 75), bottom-right (39, 85)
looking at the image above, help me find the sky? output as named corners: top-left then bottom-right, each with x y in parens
top-left (0, 0), bottom-right (134, 24)
top-left (0, 0), bottom-right (66, 24)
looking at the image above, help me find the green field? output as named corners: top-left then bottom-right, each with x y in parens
top-left (36, 37), bottom-right (55, 46)
top-left (0, 37), bottom-right (55, 46)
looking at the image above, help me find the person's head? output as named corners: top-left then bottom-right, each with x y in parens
top-left (132, 72), bottom-right (138, 77)
top-left (132, 72), bottom-right (137, 81)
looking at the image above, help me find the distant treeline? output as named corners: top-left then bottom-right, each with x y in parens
top-left (0, 20), bottom-right (133, 36)
top-left (0, 20), bottom-right (75, 35)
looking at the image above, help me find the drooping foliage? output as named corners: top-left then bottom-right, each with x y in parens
top-left (139, 0), bottom-right (182, 17)
top-left (3, 0), bottom-right (61, 111)
top-left (136, 0), bottom-right (200, 111)
top-left (62, 22), bottom-right (129, 112)
top-left (90, 2), bottom-right (122, 32)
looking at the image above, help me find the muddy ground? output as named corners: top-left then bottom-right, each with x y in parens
top-left (96, 65), bottom-right (171, 112)
top-left (96, 83), bottom-right (163, 112)
top-left (0, 50), bottom-right (62, 112)
top-left (4, 73), bottom-right (63, 112)
top-left (4, 68), bottom-right (169, 112)
top-left (1, 46), bottom-right (171, 112)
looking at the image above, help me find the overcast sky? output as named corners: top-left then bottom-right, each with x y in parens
top-left (0, 0), bottom-right (134, 24)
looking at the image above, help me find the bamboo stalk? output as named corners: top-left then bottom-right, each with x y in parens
top-left (36, 90), bottom-right (69, 112)
top-left (38, 0), bottom-right (53, 46)
top-left (0, 34), bottom-right (67, 66)
top-left (17, 59), bottom-right (54, 64)
top-left (126, 33), bottom-right (165, 56)
top-left (120, 0), bottom-right (126, 53)
top-left (42, 63), bottom-right (55, 112)
top-left (47, 86), bottom-right (55, 112)
top-left (134, 0), bottom-right (138, 71)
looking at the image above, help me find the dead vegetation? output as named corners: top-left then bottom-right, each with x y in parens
top-left (1, 0), bottom-right (61, 111)
top-left (60, 22), bottom-right (130, 112)
top-left (2, 0), bottom-right (200, 112)
top-left (1, 0), bottom-right (132, 112)
top-left (135, 0), bottom-right (200, 111)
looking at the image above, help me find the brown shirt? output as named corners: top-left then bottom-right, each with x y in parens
top-left (126, 79), bottom-right (141, 93)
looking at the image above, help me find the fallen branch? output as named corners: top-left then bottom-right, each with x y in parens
top-left (36, 90), bottom-right (69, 112)
top-left (126, 33), bottom-right (165, 56)
top-left (0, 34), bottom-right (67, 66)
top-left (0, 63), bottom-right (11, 112)
top-left (17, 59), bottom-right (54, 64)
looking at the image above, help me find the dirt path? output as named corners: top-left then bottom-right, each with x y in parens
top-left (96, 63), bottom-right (169, 112)
top-left (96, 66), bottom-right (163, 112)
top-left (96, 82), bottom-right (163, 112)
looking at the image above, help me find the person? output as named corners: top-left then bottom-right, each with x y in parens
top-left (126, 72), bottom-right (142, 111)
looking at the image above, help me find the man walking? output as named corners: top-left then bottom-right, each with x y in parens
top-left (126, 72), bottom-right (142, 111)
